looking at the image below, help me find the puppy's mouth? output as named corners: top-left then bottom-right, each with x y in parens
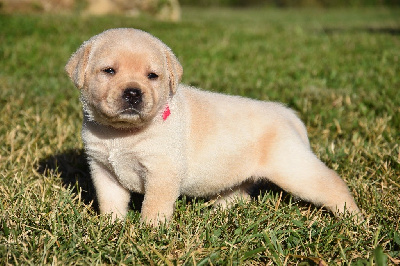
top-left (83, 98), bottom-right (145, 126)
top-left (91, 107), bottom-right (146, 129)
top-left (118, 106), bottom-right (142, 116)
top-left (95, 107), bottom-right (142, 120)
top-left (82, 87), bottom-right (157, 129)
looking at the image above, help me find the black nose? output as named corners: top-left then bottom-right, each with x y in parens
top-left (122, 88), bottom-right (142, 106)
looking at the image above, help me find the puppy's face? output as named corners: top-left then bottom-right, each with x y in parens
top-left (66, 29), bottom-right (183, 129)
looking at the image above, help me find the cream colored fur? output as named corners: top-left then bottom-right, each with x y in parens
top-left (65, 28), bottom-right (362, 226)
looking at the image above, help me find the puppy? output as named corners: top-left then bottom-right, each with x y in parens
top-left (66, 28), bottom-right (362, 226)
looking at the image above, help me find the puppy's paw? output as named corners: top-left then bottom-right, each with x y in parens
top-left (109, 212), bottom-right (126, 223)
top-left (140, 192), bottom-right (176, 227)
top-left (211, 187), bottom-right (251, 210)
top-left (213, 194), bottom-right (251, 210)
top-left (338, 208), bottom-right (364, 225)
top-left (140, 212), bottom-right (170, 227)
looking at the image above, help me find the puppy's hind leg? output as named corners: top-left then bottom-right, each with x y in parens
top-left (212, 181), bottom-right (252, 209)
top-left (261, 139), bottom-right (362, 221)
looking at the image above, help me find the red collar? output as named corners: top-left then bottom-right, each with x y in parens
top-left (162, 104), bottom-right (171, 121)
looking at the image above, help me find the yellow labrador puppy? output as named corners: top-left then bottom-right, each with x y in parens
top-left (66, 28), bottom-right (362, 225)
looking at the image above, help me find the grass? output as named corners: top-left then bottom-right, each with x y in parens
top-left (1, 6), bottom-right (399, 264)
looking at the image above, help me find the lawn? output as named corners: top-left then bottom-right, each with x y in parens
top-left (1, 6), bottom-right (399, 264)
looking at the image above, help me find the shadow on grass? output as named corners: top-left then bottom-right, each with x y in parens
top-left (37, 149), bottom-right (144, 213)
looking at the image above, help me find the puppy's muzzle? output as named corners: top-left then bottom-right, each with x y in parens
top-left (121, 88), bottom-right (142, 114)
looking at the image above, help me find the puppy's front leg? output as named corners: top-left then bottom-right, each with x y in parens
top-left (89, 159), bottom-right (131, 221)
top-left (141, 171), bottom-right (180, 226)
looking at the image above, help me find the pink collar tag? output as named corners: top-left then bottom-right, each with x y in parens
top-left (162, 104), bottom-right (171, 121)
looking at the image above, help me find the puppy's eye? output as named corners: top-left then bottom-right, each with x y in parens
top-left (147, 73), bottom-right (158, 80)
top-left (103, 68), bottom-right (116, 75)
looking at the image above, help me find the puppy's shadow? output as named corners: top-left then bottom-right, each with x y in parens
top-left (37, 149), bottom-right (144, 213)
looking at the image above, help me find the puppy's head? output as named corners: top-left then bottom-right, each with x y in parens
top-left (65, 28), bottom-right (183, 129)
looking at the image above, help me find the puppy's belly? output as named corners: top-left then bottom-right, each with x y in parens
top-left (181, 152), bottom-right (258, 197)
top-left (181, 173), bottom-right (252, 198)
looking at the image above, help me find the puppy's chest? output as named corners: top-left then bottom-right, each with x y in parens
top-left (86, 138), bottom-right (147, 192)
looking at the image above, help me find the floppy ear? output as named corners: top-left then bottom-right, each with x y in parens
top-left (165, 48), bottom-right (183, 95)
top-left (65, 41), bottom-right (93, 89)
